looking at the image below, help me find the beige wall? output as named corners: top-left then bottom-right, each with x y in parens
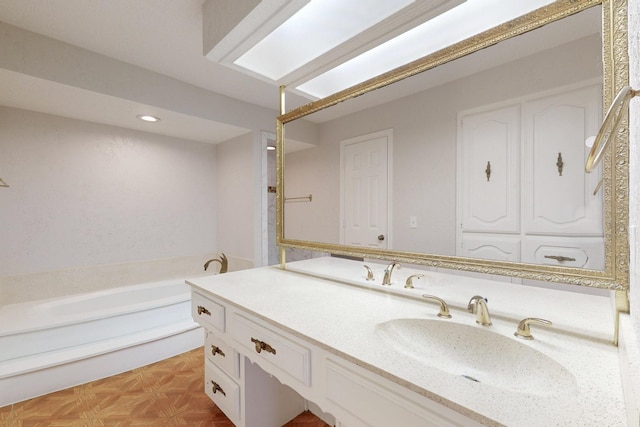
top-left (0, 107), bottom-right (218, 303)
top-left (215, 132), bottom-right (256, 268)
top-left (285, 35), bottom-right (602, 255)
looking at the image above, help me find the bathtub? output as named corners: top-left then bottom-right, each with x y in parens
top-left (0, 280), bottom-right (203, 407)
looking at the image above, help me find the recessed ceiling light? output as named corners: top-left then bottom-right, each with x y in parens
top-left (267, 145), bottom-right (276, 151)
top-left (137, 115), bottom-right (160, 122)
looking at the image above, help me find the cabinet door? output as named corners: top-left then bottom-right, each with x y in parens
top-left (459, 105), bottom-right (520, 234)
top-left (522, 84), bottom-right (602, 236)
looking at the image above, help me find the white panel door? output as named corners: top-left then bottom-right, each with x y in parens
top-left (342, 131), bottom-right (389, 248)
top-left (459, 105), bottom-right (520, 234)
top-left (522, 84), bottom-right (602, 236)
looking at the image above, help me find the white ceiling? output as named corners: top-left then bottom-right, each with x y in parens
top-left (0, 1), bottom-right (601, 145)
top-left (0, 0), bottom-right (311, 144)
top-left (0, 0), bottom-right (285, 109)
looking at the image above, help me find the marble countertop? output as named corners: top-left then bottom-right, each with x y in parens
top-left (187, 257), bottom-right (627, 426)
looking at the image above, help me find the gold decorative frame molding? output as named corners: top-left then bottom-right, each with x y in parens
top-left (276, 0), bottom-right (629, 291)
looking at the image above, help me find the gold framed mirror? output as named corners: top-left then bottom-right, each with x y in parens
top-left (276, 0), bottom-right (629, 291)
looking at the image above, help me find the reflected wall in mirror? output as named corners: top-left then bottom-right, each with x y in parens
top-left (277, 0), bottom-right (629, 290)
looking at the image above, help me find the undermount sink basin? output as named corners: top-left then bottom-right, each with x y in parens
top-left (375, 318), bottom-right (577, 397)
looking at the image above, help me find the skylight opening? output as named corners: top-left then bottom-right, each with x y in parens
top-left (296, 0), bottom-right (555, 98)
top-left (233, 0), bottom-right (414, 81)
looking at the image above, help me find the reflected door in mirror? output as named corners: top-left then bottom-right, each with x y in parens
top-left (522, 84), bottom-right (602, 235)
top-left (459, 104), bottom-right (520, 235)
top-left (341, 130), bottom-right (390, 248)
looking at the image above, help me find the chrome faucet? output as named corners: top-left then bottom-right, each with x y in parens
top-left (204, 253), bottom-right (228, 274)
top-left (381, 262), bottom-right (400, 286)
top-left (467, 295), bottom-right (492, 326)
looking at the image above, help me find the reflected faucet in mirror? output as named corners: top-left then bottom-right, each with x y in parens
top-left (405, 274), bottom-right (424, 289)
top-left (363, 265), bottom-right (375, 281)
top-left (382, 262), bottom-right (401, 286)
top-left (204, 253), bottom-right (228, 274)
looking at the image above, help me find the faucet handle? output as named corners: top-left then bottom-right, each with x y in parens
top-left (363, 265), bottom-right (375, 281)
top-left (422, 294), bottom-right (452, 319)
top-left (514, 318), bottom-right (552, 340)
top-left (218, 253), bottom-right (228, 274)
top-left (404, 274), bottom-right (424, 289)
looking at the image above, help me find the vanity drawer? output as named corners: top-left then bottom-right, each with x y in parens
top-left (325, 359), bottom-right (478, 427)
top-left (205, 330), bottom-right (239, 378)
top-left (229, 313), bottom-right (311, 387)
top-left (191, 291), bottom-right (225, 332)
top-left (204, 358), bottom-right (241, 422)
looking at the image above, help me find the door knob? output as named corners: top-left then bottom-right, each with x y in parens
top-left (378, 235), bottom-right (385, 241)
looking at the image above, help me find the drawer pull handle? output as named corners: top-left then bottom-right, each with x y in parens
top-left (211, 380), bottom-right (226, 396)
top-left (544, 255), bottom-right (576, 262)
top-left (211, 345), bottom-right (226, 357)
top-left (197, 305), bottom-right (211, 316)
top-left (251, 337), bottom-right (277, 355)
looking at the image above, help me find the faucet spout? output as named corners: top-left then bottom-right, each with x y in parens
top-left (204, 253), bottom-right (228, 273)
top-left (381, 262), bottom-right (400, 286)
top-left (468, 295), bottom-right (492, 326)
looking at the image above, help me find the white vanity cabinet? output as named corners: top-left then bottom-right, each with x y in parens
top-left (457, 82), bottom-right (603, 269)
top-left (190, 287), bottom-right (482, 427)
top-left (192, 291), bottom-right (307, 427)
top-left (187, 261), bottom-right (627, 426)
top-left (323, 358), bottom-right (479, 427)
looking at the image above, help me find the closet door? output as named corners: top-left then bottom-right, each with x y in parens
top-left (522, 84), bottom-right (602, 236)
top-left (459, 104), bottom-right (520, 234)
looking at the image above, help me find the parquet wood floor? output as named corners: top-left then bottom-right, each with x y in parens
top-left (0, 348), bottom-right (330, 427)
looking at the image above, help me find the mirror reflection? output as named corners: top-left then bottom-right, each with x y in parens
top-left (283, 5), bottom-right (604, 271)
